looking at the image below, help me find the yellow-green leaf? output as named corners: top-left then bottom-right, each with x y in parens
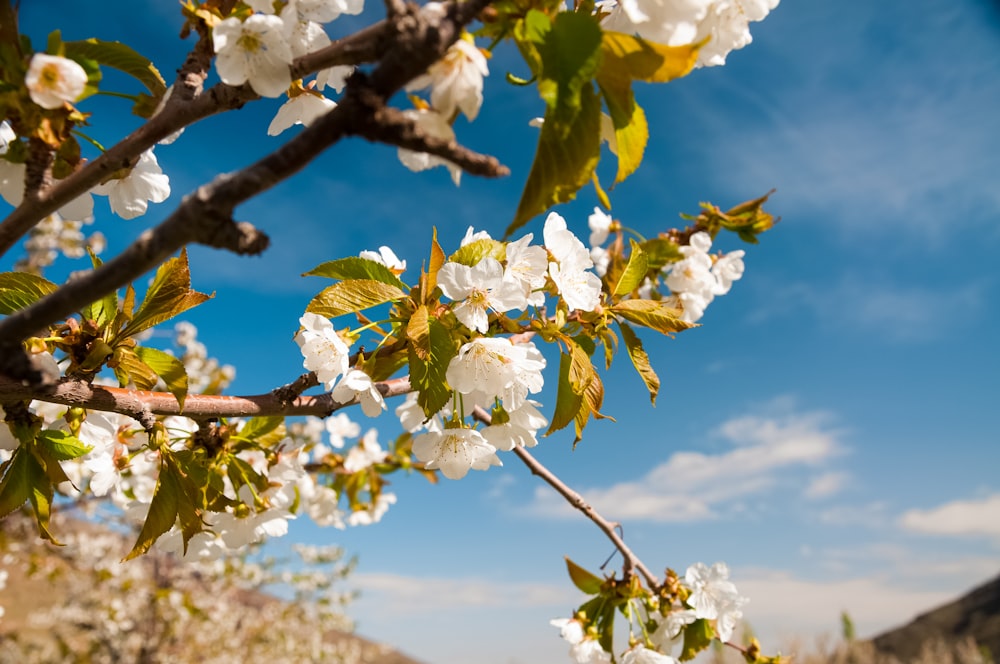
top-left (135, 345), bottom-right (189, 409)
top-left (0, 272), bottom-right (58, 315)
top-left (0, 447), bottom-right (32, 520)
top-left (407, 317), bottom-right (455, 418)
top-left (680, 618), bottom-right (715, 661)
top-left (565, 556), bottom-right (603, 595)
top-left (406, 305), bottom-right (431, 361)
top-left (618, 321), bottom-right (659, 405)
top-left (600, 31), bottom-right (701, 84)
top-left (125, 457), bottom-right (179, 561)
top-left (612, 239), bottom-right (648, 296)
top-left (448, 238), bottom-right (506, 267)
top-left (119, 249), bottom-right (211, 340)
top-left (423, 228), bottom-right (446, 305)
top-left (304, 256), bottom-right (407, 291)
top-left (63, 38), bottom-right (167, 113)
top-left (545, 349), bottom-right (587, 437)
top-left (80, 249), bottom-right (118, 327)
top-left (611, 298), bottom-right (695, 336)
top-left (236, 415), bottom-right (287, 448)
top-left (113, 346), bottom-right (160, 390)
top-left (36, 429), bottom-right (92, 461)
top-left (26, 452), bottom-right (60, 544)
top-left (306, 279), bottom-right (406, 319)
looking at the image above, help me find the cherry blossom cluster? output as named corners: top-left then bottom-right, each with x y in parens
top-left (589, 213), bottom-right (747, 323)
top-left (601, 0), bottom-right (781, 68)
top-left (551, 562), bottom-right (749, 663)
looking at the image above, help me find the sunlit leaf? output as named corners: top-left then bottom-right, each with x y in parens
top-left (448, 238), bottom-right (506, 267)
top-left (407, 317), bottom-right (455, 418)
top-left (36, 429), bottom-right (92, 461)
top-left (134, 345), bottom-right (189, 409)
top-left (565, 557), bottom-right (603, 594)
top-left (119, 249), bottom-right (212, 340)
top-left (236, 416), bottom-right (287, 448)
top-left (63, 38), bottom-right (167, 114)
top-left (612, 239), bottom-right (648, 296)
top-left (125, 457), bottom-right (179, 561)
top-left (0, 272), bottom-right (58, 315)
top-left (303, 256), bottom-right (407, 291)
top-left (680, 618), bottom-right (715, 661)
top-left (611, 299), bottom-right (695, 336)
top-left (0, 448), bottom-right (32, 520)
top-left (618, 321), bottom-right (659, 404)
top-left (306, 279), bottom-right (406, 319)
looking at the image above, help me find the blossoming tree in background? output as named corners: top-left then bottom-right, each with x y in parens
top-left (0, 0), bottom-right (782, 661)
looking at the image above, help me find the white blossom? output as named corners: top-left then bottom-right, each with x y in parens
top-left (588, 207), bottom-right (613, 246)
top-left (295, 312), bottom-right (350, 389)
top-left (25, 53), bottom-right (87, 109)
top-left (460, 226), bottom-right (492, 246)
top-left (325, 413), bottom-right (360, 448)
top-left (406, 38), bottom-right (488, 121)
top-left (316, 64), bottom-right (353, 93)
top-left (359, 245), bottom-right (406, 274)
top-left (93, 149), bottom-right (169, 219)
top-left (412, 427), bottom-right (500, 480)
top-left (481, 400), bottom-right (547, 451)
top-left (342, 429), bottom-right (386, 472)
top-left (396, 109), bottom-right (462, 185)
top-left (711, 249), bottom-right (746, 294)
top-left (346, 492), bottom-right (395, 526)
top-left (543, 212), bottom-right (603, 312)
top-left (267, 92), bottom-right (336, 135)
top-left (331, 369), bottom-right (386, 417)
top-left (1, 159), bottom-right (94, 222)
top-left (684, 561), bottom-right (748, 641)
top-left (0, 121), bottom-right (15, 155)
top-left (502, 233), bottom-right (548, 307)
top-left (213, 14), bottom-right (293, 98)
top-left (602, 0), bottom-right (779, 68)
top-left (438, 257), bottom-right (525, 333)
top-left (280, 5), bottom-right (331, 58)
top-left (446, 337), bottom-right (545, 411)
top-left (295, 0), bottom-right (364, 23)
top-left (621, 645), bottom-right (677, 664)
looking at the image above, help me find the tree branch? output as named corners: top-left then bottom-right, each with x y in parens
top-left (471, 406), bottom-right (661, 589)
top-left (0, 14), bottom-right (392, 256)
top-left (0, 374), bottom-right (412, 420)
top-left (0, 0), bottom-right (503, 383)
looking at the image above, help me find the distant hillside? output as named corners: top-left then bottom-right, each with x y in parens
top-left (0, 513), bottom-right (424, 664)
top-left (872, 573), bottom-right (1000, 662)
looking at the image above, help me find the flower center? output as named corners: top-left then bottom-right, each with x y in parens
top-left (40, 64), bottom-right (61, 88)
top-left (237, 31), bottom-right (263, 54)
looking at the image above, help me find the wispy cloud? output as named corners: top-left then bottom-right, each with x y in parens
top-left (527, 408), bottom-right (845, 522)
top-left (804, 471), bottom-right (850, 500)
top-left (351, 572), bottom-right (575, 614)
top-left (899, 493), bottom-right (1000, 540)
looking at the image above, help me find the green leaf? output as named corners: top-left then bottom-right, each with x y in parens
top-left (26, 452), bottom-right (60, 545)
top-left (36, 429), bottom-right (92, 461)
top-left (680, 618), bottom-right (715, 661)
top-left (565, 557), bottom-right (603, 595)
top-left (119, 249), bottom-right (212, 340)
top-left (509, 83), bottom-right (602, 236)
top-left (63, 38), bottom-right (167, 113)
top-left (236, 416), bottom-right (287, 448)
top-left (0, 447), bottom-right (32, 520)
top-left (135, 345), bottom-right (189, 409)
top-left (112, 346), bottom-right (160, 390)
top-left (407, 317), bottom-right (455, 418)
top-left (28, 436), bottom-right (73, 487)
top-left (0, 272), bottom-right (58, 315)
top-left (610, 299), bottom-right (695, 336)
top-left (125, 457), bottom-right (179, 561)
top-left (406, 305), bottom-right (431, 361)
top-left (227, 455), bottom-right (269, 495)
top-left (304, 256), bottom-right (407, 291)
top-left (612, 239), bottom-right (648, 296)
top-left (544, 349), bottom-right (586, 437)
top-left (448, 238), bottom-right (507, 267)
top-left (569, 340), bottom-right (611, 443)
top-left (306, 279), bottom-right (406, 319)
top-left (640, 238), bottom-right (682, 272)
top-left (618, 321), bottom-right (659, 405)
top-left (80, 249), bottom-right (117, 327)
top-left (507, 12), bottom-right (605, 235)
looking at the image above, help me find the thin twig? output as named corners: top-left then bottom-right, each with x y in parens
top-left (471, 405), bottom-right (660, 589)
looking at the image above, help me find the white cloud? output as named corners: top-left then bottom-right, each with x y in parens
top-left (528, 409), bottom-right (844, 522)
top-left (351, 572), bottom-right (576, 614)
top-left (804, 471), bottom-right (850, 499)
top-left (899, 494), bottom-right (1000, 539)
top-left (736, 570), bottom-right (954, 648)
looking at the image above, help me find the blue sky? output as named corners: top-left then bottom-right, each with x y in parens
top-left (9, 1), bottom-right (1000, 663)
